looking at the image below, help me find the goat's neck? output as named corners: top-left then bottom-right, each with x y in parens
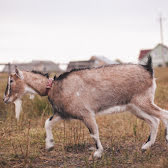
top-left (23, 71), bottom-right (49, 96)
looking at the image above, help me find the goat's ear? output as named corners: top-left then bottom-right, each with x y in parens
top-left (15, 66), bottom-right (24, 79)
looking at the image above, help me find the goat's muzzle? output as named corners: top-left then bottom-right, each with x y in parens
top-left (3, 96), bottom-right (10, 104)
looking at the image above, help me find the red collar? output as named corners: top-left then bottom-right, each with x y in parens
top-left (46, 78), bottom-right (53, 89)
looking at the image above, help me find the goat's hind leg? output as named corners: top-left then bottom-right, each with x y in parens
top-left (163, 119), bottom-right (168, 143)
top-left (142, 116), bottom-right (159, 150)
top-left (152, 103), bottom-right (168, 143)
top-left (130, 104), bottom-right (160, 150)
top-left (136, 102), bottom-right (168, 145)
top-left (45, 114), bottom-right (61, 151)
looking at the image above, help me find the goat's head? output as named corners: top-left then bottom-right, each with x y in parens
top-left (3, 67), bottom-right (25, 104)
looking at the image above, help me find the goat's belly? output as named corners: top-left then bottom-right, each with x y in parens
top-left (97, 105), bottom-right (128, 115)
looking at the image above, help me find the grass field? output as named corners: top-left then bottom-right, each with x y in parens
top-left (1, 68), bottom-right (168, 168)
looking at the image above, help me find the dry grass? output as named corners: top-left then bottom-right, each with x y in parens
top-left (1, 68), bottom-right (168, 167)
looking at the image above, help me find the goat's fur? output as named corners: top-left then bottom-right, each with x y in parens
top-left (4, 57), bottom-right (168, 157)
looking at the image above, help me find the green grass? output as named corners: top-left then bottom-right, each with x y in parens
top-left (1, 68), bottom-right (168, 167)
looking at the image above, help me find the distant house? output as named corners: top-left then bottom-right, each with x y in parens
top-left (2, 60), bottom-right (63, 73)
top-left (138, 44), bottom-right (168, 67)
top-left (66, 60), bottom-right (94, 71)
top-left (67, 56), bottom-right (120, 71)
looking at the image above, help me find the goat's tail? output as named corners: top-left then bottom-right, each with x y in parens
top-left (141, 55), bottom-right (153, 77)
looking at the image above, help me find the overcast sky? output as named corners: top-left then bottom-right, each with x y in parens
top-left (0, 0), bottom-right (168, 64)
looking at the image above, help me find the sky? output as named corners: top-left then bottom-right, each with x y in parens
top-left (0, 0), bottom-right (168, 64)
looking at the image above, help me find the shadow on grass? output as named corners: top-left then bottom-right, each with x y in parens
top-left (64, 143), bottom-right (92, 153)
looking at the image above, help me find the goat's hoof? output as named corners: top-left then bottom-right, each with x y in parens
top-left (165, 136), bottom-right (168, 143)
top-left (141, 142), bottom-right (153, 152)
top-left (46, 139), bottom-right (54, 151)
top-left (46, 146), bottom-right (54, 151)
top-left (93, 150), bottom-right (102, 158)
top-left (89, 147), bottom-right (96, 151)
top-left (141, 148), bottom-right (146, 153)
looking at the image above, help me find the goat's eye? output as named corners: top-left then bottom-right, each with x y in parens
top-left (10, 79), bottom-right (13, 83)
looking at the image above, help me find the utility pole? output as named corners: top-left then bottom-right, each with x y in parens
top-left (159, 14), bottom-right (166, 66)
top-left (159, 14), bottom-right (164, 44)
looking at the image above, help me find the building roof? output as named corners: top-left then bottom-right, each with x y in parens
top-left (138, 49), bottom-right (151, 60)
top-left (66, 60), bottom-right (94, 71)
top-left (153, 43), bottom-right (168, 50)
top-left (90, 56), bottom-right (117, 64)
top-left (66, 56), bottom-right (120, 71)
top-left (138, 43), bottom-right (168, 60)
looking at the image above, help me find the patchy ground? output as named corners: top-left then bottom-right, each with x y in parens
top-left (1, 68), bottom-right (168, 168)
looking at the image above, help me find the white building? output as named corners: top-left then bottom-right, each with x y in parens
top-left (138, 44), bottom-right (168, 67)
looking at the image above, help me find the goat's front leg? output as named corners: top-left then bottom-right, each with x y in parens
top-left (83, 115), bottom-right (103, 158)
top-left (45, 115), bottom-right (61, 151)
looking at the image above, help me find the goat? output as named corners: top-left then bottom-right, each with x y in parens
top-left (3, 57), bottom-right (168, 158)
